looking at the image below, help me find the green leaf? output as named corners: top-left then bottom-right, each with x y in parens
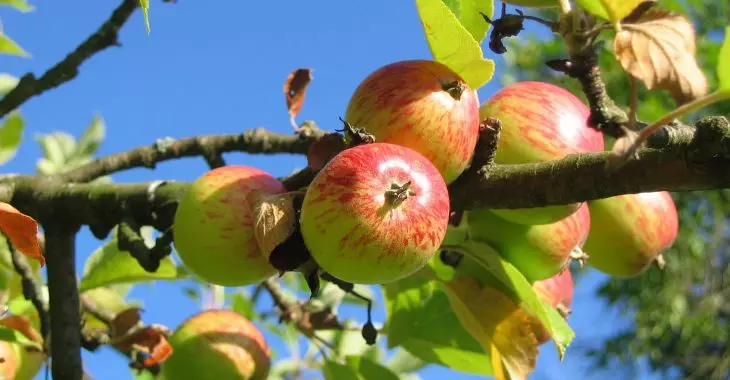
top-left (0, 74), bottom-right (19, 96)
top-left (0, 112), bottom-right (24, 166)
top-left (455, 241), bottom-right (575, 358)
top-left (441, 0), bottom-right (494, 44)
top-left (79, 227), bottom-right (179, 293)
top-left (76, 115), bottom-right (106, 157)
top-left (346, 356), bottom-right (400, 380)
top-left (0, 0), bottom-right (34, 12)
top-left (718, 26), bottom-right (730, 93)
top-left (230, 292), bottom-right (256, 320)
top-left (387, 348), bottom-right (428, 374)
top-left (0, 34), bottom-right (29, 57)
top-left (139, 0), bottom-right (151, 34)
top-left (0, 325), bottom-right (40, 349)
top-left (383, 275), bottom-right (493, 375)
top-left (575, 0), bottom-right (609, 20)
top-left (415, 0), bottom-right (495, 89)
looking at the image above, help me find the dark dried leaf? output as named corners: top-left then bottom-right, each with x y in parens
top-left (307, 133), bottom-right (346, 170)
top-left (110, 307), bottom-right (143, 338)
top-left (284, 68), bottom-right (313, 129)
top-left (110, 324), bottom-right (173, 368)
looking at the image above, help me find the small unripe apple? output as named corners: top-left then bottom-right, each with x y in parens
top-left (479, 81), bottom-right (604, 225)
top-left (0, 341), bottom-right (43, 380)
top-left (466, 203), bottom-right (590, 281)
top-left (584, 191), bottom-right (679, 277)
top-left (300, 143), bottom-right (450, 284)
top-left (345, 60), bottom-right (480, 184)
top-left (530, 269), bottom-right (574, 344)
top-left (173, 165), bottom-right (284, 286)
top-left (161, 309), bottom-right (271, 380)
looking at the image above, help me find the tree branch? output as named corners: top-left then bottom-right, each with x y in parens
top-left (45, 227), bottom-right (83, 380)
top-left (61, 127), bottom-right (323, 183)
top-left (0, 0), bottom-right (140, 118)
top-left (8, 243), bottom-right (50, 351)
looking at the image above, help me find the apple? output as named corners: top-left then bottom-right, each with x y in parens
top-left (344, 59), bottom-right (480, 184)
top-left (584, 191), bottom-right (679, 277)
top-left (162, 309), bottom-right (270, 380)
top-left (300, 142), bottom-right (450, 284)
top-left (531, 269), bottom-right (574, 344)
top-left (0, 341), bottom-right (43, 380)
top-left (173, 165), bottom-right (284, 286)
top-left (466, 202), bottom-right (590, 281)
top-left (479, 81), bottom-right (604, 225)
top-left (0, 340), bottom-right (19, 379)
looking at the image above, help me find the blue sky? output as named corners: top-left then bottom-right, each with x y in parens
top-left (0, 1), bottom-right (667, 379)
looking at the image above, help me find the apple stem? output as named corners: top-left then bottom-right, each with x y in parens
top-left (384, 181), bottom-right (416, 208)
top-left (441, 80), bottom-right (465, 100)
top-left (569, 247), bottom-right (589, 268)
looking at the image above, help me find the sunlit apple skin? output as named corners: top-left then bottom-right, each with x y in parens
top-left (162, 309), bottom-right (270, 380)
top-left (300, 143), bottom-right (451, 284)
top-left (479, 81), bottom-right (604, 225)
top-left (345, 60), bottom-right (480, 184)
top-left (531, 269), bottom-right (574, 344)
top-left (584, 191), bottom-right (679, 277)
top-left (0, 340), bottom-right (19, 379)
top-left (173, 165), bottom-right (284, 286)
top-left (466, 203), bottom-right (590, 281)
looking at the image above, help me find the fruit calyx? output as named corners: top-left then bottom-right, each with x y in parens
top-left (441, 79), bottom-right (466, 100)
top-left (384, 181), bottom-right (416, 207)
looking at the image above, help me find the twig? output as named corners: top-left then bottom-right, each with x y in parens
top-left (117, 221), bottom-right (174, 273)
top-left (0, 0), bottom-right (140, 118)
top-left (44, 227), bottom-right (83, 380)
top-left (7, 243), bottom-right (50, 351)
top-left (61, 127), bottom-right (322, 183)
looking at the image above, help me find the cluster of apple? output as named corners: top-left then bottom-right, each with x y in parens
top-left (162, 59), bottom-right (679, 378)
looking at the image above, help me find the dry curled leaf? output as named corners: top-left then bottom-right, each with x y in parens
top-left (284, 68), bottom-right (313, 129)
top-left (248, 190), bottom-right (297, 258)
top-left (307, 133), bottom-right (346, 170)
top-left (0, 202), bottom-right (44, 266)
top-left (613, 8), bottom-right (708, 104)
top-left (443, 277), bottom-right (539, 380)
top-left (111, 323), bottom-right (173, 369)
top-left (0, 315), bottom-right (43, 345)
top-left (110, 307), bottom-right (143, 337)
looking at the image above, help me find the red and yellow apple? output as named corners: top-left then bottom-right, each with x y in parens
top-left (479, 81), bottom-right (604, 225)
top-left (344, 59), bottom-right (480, 184)
top-left (466, 203), bottom-right (591, 281)
top-left (161, 309), bottom-right (270, 380)
top-left (300, 143), bottom-right (451, 284)
top-left (531, 269), bottom-right (574, 344)
top-left (173, 165), bottom-right (284, 286)
top-left (584, 191), bottom-right (679, 277)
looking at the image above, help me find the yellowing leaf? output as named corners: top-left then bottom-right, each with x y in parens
top-left (416, 0), bottom-right (495, 89)
top-left (599, 0), bottom-right (649, 23)
top-left (443, 277), bottom-right (538, 380)
top-left (249, 190), bottom-right (297, 258)
top-left (0, 202), bottom-right (44, 266)
top-left (0, 34), bottom-right (29, 57)
top-left (0, 0), bottom-right (34, 12)
top-left (614, 9), bottom-right (707, 104)
top-left (0, 112), bottom-right (24, 166)
top-left (139, 0), bottom-right (151, 34)
top-left (718, 26), bottom-right (730, 94)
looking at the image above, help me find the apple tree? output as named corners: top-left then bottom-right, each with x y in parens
top-left (0, 0), bottom-right (729, 379)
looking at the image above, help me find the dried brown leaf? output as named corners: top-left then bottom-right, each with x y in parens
top-left (110, 307), bottom-right (143, 338)
top-left (249, 190), bottom-right (297, 258)
top-left (307, 133), bottom-right (346, 170)
top-left (110, 324), bottom-right (173, 369)
top-left (284, 68), bottom-right (313, 129)
top-left (613, 9), bottom-right (707, 104)
top-left (0, 315), bottom-right (43, 345)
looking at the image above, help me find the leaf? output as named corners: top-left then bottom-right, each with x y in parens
top-left (454, 241), bottom-right (574, 357)
top-left (0, 324), bottom-right (39, 349)
top-left (345, 355), bottom-right (400, 380)
top-left (76, 115), bottom-right (106, 157)
top-left (441, 0), bottom-right (494, 44)
top-left (0, 315), bottom-right (42, 346)
top-left (284, 68), bottom-right (313, 128)
top-left (0, 34), bottom-right (29, 57)
top-left (386, 348), bottom-right (428, 374)
top-left (0, 202), bottom-right (44, 266)
top-left (0, 112), bottom-right (24, 166)
top-left (249, 191), bottom-right (297, 258)
top-left (0, 73), bottom-right (19, 96)
top-left (415, 0), bottom-right (495, 89)
top-left (382, 275), bottom-right (493, 375)
top-left (307, 133), bottom-right (345, 170)
top-left (79, 228), bottom-right (179, 292)
top-left (0, 0), bottom-right (34, 12)
top-left (598, 0), bottom-right (651, 24)
top-left (575, 0), bottom-right (609, 20)
top-left (110, 307), bottom-right (143, 337)
top-left (613, 8), bottom-right (708, 104)
top-left (110, 324), bottom-right (173, 369)
top-left (718, 26), bottom-right (730, 93)
top-left (139, 0), bottom-right (151, 34)
top-left (442, 277), bottom-right (539, 380)
top-left (230, 292), bottom-right (256, 320)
